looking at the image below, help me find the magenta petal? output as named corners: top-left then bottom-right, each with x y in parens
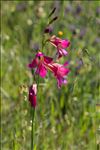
top-left (39, 64), bottom-right (47, 78)
top-left (66, 68), bottom-right (70, 74)
top-left (57, 48), bottom-right (68, 58)
top-left (28, 59), bottom-right (37, 68)
top-left (61, 40), bottom-right (70, 48)
top-left (63, 61), bottom-right (69, 66)
top-left (36, 52), bottom-right (44, 57)
top-left (59, 78), bottom-right (67, 86)
top-left (63, 68), bottom-right (70, 75)
top-left (61, 49), bottom-right (68, 56)
top-left (58, 67), bottom-right (69, 76)
top-left (50, 41), bottom-right (57, 48)
top-left (50, 38), bottom-right (60, 48)
top-left (44, 56), bottom-right (53, 64)
top-left (57, 77), bottom-right (67, 88)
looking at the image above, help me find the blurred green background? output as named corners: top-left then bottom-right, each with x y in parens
top-left (1, 1), bottom-right (100, 150)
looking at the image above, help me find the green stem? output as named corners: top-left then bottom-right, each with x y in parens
top-left (42, 34), bottom-right (45, 51)
top-left (31, 108), bottom-right (35, 150)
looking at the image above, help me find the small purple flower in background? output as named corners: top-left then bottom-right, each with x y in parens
top-left (29, 41), bottom-right (40, 51)
top-left (75, 5), bottom-right (82, 15)
top-left (92, 37), bottom-right (100, 46)
top-left (79, 28), bottom-right (86, 39)
top-left (16, 2), bottom-right (27, 11)
top-left (96, 7), bottom-right (100, 16)
top-left (69, 25), bottom-right (77, 36)
top-left (65, 4), bottom-right (72, 14)
top-left (29, 84), bottom-right (37, 108)
top-left (75, 59), bottom-right (83, 75)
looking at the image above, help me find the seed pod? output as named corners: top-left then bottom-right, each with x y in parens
top-left (48, 7), bottom-right (56, 18)
top-left (49, 16), bottom-right (58, 25)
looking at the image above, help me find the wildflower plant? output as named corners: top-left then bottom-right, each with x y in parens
top-left (28, 8), bottom-right (70, 150)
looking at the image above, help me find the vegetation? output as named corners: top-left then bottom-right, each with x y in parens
top-left (1, 1), bottom-right (100, 150)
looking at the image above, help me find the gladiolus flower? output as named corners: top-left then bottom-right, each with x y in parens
top-left (49, 35), bottom-right (70, 58)
top-left (47, 61), bottom-right (70, 88)
top-left (29, 84), bottom-right (37, 108)
top-left (28, 52), bottom-right (70, 88)
top-left (28, 52), bottom-right (53, 78)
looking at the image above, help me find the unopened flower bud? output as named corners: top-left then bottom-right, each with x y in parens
top-left (44, 26), bottom-right (53, 34)
top-left (29, 84), bottom-right (37, 108)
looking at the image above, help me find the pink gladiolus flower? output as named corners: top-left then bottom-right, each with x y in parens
top-left (28, 52), bottom-right (53, 78)
top-left (29, 84), bottom-right (37, 108)
top-left (47, 61), bottom-right (70, 88)
top-left (28, 52), bottom-right (70, 88)
top-left (49, 35), bottom-right (70, 58)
